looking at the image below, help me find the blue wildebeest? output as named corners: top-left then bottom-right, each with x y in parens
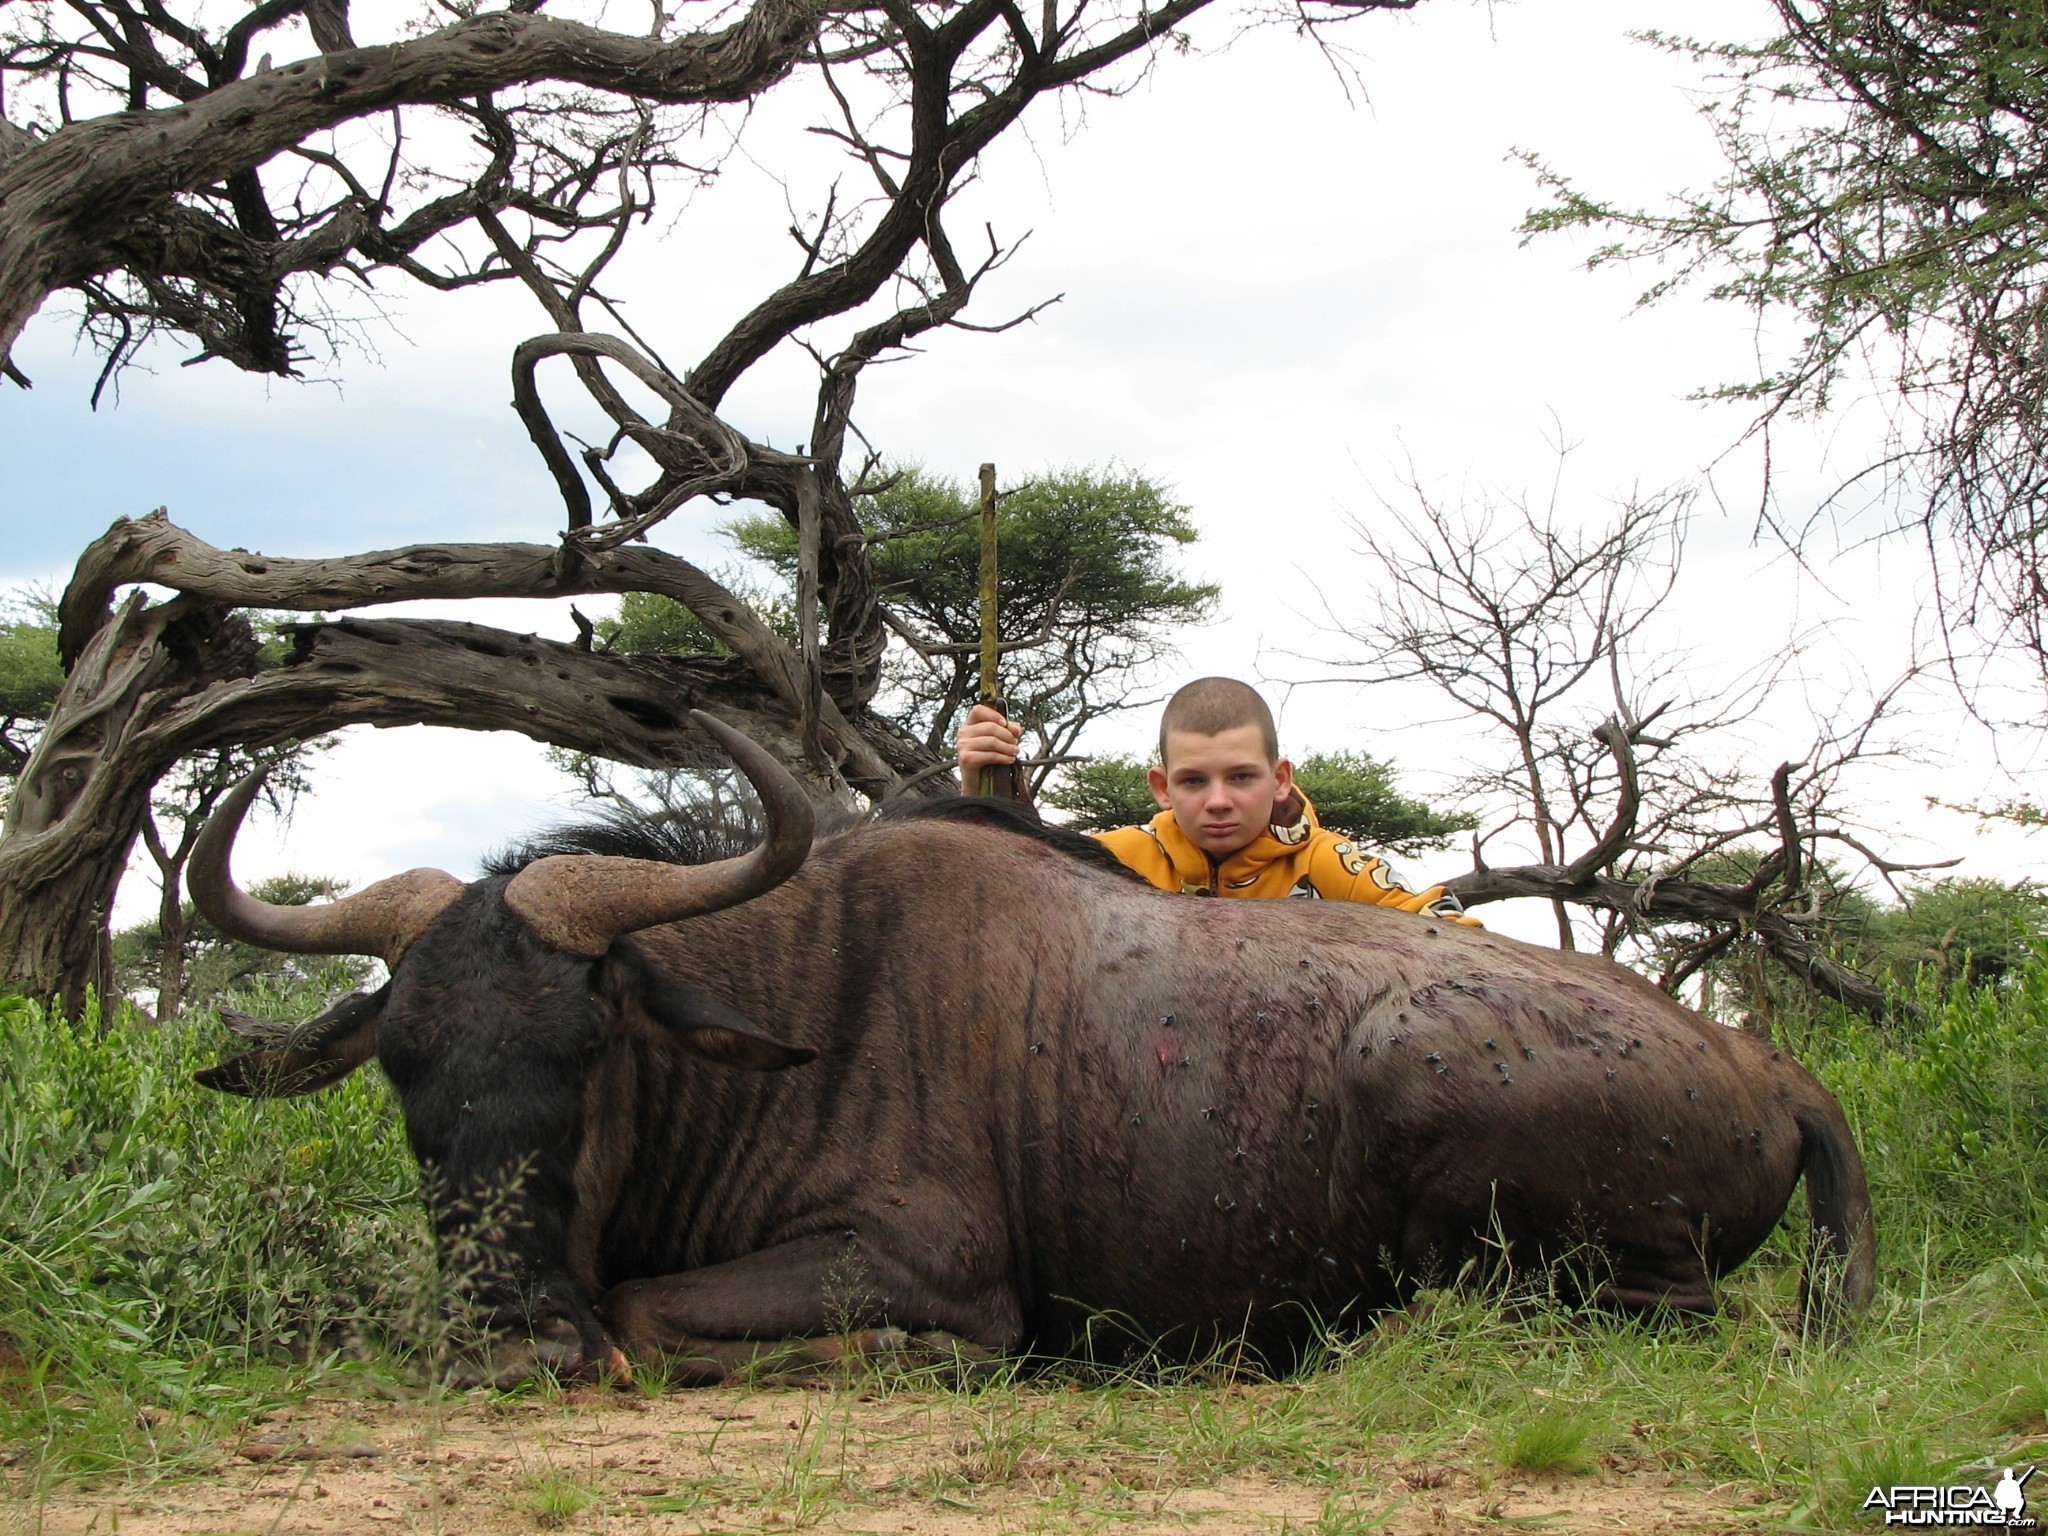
top-left (195, 714), bottom-right (1874, 1385)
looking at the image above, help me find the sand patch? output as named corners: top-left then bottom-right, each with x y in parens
top-left (15, 1382), bottom-right (1786, 1536)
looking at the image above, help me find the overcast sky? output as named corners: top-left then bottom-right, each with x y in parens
top-left (4, 0), bottom-right (2039, 939)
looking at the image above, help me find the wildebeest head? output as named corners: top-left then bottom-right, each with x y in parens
top-left (192, 710), bottom-right (816, 1095)
top-left (189, 711), bottom-right (818, 1376)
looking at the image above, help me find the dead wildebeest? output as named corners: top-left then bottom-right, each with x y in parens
top-left (193, 713), bottom-right (1874, 1386)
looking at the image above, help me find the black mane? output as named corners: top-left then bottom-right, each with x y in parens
top-left (489, 791), bottom-right (1140, 882)
top-left (876, 795), bottom-right (1143, 880)
top-left (484, 802), bottom-right (766, 875)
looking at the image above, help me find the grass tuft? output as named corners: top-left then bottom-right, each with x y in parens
top-left (1496, 1405), bottom-right (1600, 1474)
top-left (524, 1467), bottom-right (599, 1527)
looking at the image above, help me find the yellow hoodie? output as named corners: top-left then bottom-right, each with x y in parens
top-left (1092, 792), bottom-right (1475, 920)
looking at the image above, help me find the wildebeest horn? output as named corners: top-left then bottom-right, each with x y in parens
top-left (503, 711), bottom-right (816, 956)
top-left (189, 771), bottom-right (466, 967)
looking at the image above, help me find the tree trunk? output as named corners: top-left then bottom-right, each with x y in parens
top-left (0, 593), bottom-right (243, 1018)
top-left (0, 824), bottom-right (130, 1022)
top-left (146, 815), bottom-right (191, 1022)
top-left (1, 532), bottom-right (951, 1012)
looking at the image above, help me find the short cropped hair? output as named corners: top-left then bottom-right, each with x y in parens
top-left (1158, 677), bottom-right (1279, 765)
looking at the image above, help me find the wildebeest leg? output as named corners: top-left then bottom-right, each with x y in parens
top-left (636, 1328), bottom-right (912, 1387)
top-left (632, 1330), bottom-right (997, 1388)
top-left (1590, 1275), bottom-right (1719, 1316)
top-left (447, 1319), bottom-right (631, 1392)
top-left (599, 1233), bottom-right (1003, 1384)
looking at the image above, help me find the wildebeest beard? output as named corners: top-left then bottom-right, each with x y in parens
top-left (193, 714), bottom-right (1876, 1389)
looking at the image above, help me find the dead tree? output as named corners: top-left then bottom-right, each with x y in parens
top-left (1333, 473), bottom-right (1951, 1024)
top-left (1441, 711), bottom-right (1952, 1024)
top-left (1, 0), bottom-right (1415, 1012)
top-left (1336, 469), bottom-right (1691, 949)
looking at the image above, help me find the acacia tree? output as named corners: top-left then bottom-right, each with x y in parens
top-left (1333, 476), bottom-right (1952, 1023)
top-left (1522, 3), bottom-right (2048, 702)
top-left (0, 592), bottom-right (61, 783)
top-left (135, 742), bottom-right (319, 1019)
top-left (730, 466), bottom-right (1219, 792)
top-left (0, 0), bottom-right (1416, 1012)
top-left (1045, 750), bottom-right (1473, 854)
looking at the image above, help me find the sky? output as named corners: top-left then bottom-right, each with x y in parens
top-left (3, 0), bottom-right (2040, 942)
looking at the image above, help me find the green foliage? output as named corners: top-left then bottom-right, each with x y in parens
top-left (1495, 1406), bottom-right (1599, 1474)
top-left (526, 1469), bottom-right (602, 1527)
top-left (0, 588), bottom-right (61, 778)
top-left (1655, 860), bottom-right (2046, 1023)
top-left (0, 618), bottom-right (60, 724)
top-left (605, 588), bottom-right (722, 654)
top-left (1291, 753), bottom-right (1477, 857)
top-left (731, 465), bottom-right (1215, 639)
top-left (112, 873), bottom-right (374, 1013)
top-left (730, 465), bottom-right (1217, 753)
top-left (0, 982), bottom-right (426, 1470)
top-left (598, 581), bottom-right (797, 657)
top-left (1041, 755), bottom-right (1156, 831)
top-left (1043, 751), bottom-right (1473, 857)
top-left (1522, 5), bottom-right (2048, 663)
top-left (1863, 878), bottom-right (2048, 989)
top-left (1779, 957), bottom-right (2048, 1275)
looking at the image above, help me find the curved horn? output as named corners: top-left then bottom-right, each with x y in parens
top-left (503, 710), bottom-right (816, 956)
top-left (190, 771), bottom-right (466, 968)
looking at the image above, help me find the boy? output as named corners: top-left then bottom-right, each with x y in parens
top-left (956, 677), bottom-right (1472, 919)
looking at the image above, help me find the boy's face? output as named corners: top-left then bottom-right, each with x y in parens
top-left (1148, 725), bottom-right (1295, 859)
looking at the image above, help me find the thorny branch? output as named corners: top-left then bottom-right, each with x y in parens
top-left (1333, 469), bottom-right (1953, 1024)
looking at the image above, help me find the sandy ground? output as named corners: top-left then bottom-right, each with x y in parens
top-left (12, 1384), bottom-right (1788, 1536)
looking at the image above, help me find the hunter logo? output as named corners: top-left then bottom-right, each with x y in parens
top-left (1862, 1465), bottom-right (2036, 1528)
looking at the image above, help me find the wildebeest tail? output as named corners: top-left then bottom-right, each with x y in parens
top-left (1794, 1084), bottom-right (1877, 1334)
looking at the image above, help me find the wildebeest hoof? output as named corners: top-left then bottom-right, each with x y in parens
top-left (446, 1318), bottom-right (619, 1391)
top-left (907, 1330), bottom-right (1004, 1381)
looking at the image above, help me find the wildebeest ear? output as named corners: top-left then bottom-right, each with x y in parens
top-left (604, 943), bottom-right (815, 1072)
top-left (197, 986), bottom-right (387, 1098)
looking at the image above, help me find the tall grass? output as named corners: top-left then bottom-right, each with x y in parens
top-left (0, 977), bottom-right (428, 1476)
top-left (1, 949), bottom-right (2044, 1523)
top-left (1780, 958), bottom-right (2048, 1273)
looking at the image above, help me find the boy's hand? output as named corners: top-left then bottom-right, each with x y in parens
top-left (958, 703), bottom-right (1022, 784)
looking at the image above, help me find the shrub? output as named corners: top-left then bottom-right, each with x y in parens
top-left (0, 981), bottom-right (427, 1407)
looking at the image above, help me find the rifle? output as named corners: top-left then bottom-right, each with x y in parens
top-left (976, 461), bottom-right (1029, 803)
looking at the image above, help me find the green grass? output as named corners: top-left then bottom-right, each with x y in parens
top-left (524, 1467), bottom-right (600, 1527)
top-left (0, 977), bottom-right (432, 1482)
top-left (1495, 1404), bottom-right (1601, 1474)
top-left (2, 952), bottom-right (2046, 1530)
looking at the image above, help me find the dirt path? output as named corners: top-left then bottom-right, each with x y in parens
top-left (17, 1384), bottom-right (1787, 1536)
top-left (16, 1384), bottom-right (1794, 1536)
